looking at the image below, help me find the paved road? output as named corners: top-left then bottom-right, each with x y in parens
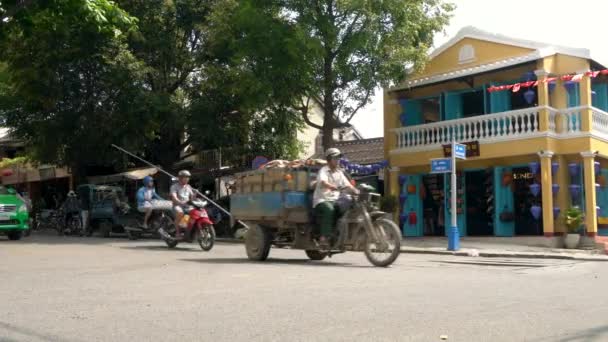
top-left (1, 234), bottom-right (607, 342)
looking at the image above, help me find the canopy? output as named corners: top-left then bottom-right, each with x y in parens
top-left (87, 167), bottom-right (158, 184)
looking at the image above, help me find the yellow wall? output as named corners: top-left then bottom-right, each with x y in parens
top-left (420, 38), bottom-right (534, 76)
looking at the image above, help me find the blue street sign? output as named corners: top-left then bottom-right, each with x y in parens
top-left (454, 143), bottom-right (467, 160)
top-left (430, 158), bottom-right (452, 173)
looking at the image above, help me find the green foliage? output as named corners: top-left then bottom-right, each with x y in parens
top-left (0, 156), bottom-right (29, 169)
top-left (222, 0), bottom-right (454, 149)
top-left (565, 207), bottom-right (584, 234)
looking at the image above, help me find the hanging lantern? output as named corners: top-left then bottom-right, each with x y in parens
top-left (553, 207), bottom-right (561, 218)
top-left (399, 194), bottom-right (408, 204)
top-left (408, 211), bottom-right (418, 225)
top-left (568, 163), bottom-right (580, 177)
top-left (598, 206), bottom-right (602, 217)
top-left (551, 162), bottom-right (559, 175)
top-left (399, 214), bottom-right (407, 226)
top-left (564, 81), bottom-right (576, 92)
top-left (595, 161), bottom-right (601, 175)
top-left (529, 183), bottom-right (541, 197)
top-left (531, 205), bottom-right (542, 220)
top-left (1, 169), bottom-right (13, 177)
top-left (548, 82), bottom-right (556, 93)
top-left (522, 71), bottom-right (536, 81)
top-left (552, 184), bottom-right (560, 195)
top-left (569, 184), bottom-right (581, 199)
top-left (407, 184), bottom-right (417, 194)
top-left (596, 183), bottom-right (601, 193)
top-left (398, 175), bottom-right (408, 185)
top-left (592, 90), bottom-right (597, 97)
top-left (528, 162), bottom-right (540, 175)
top-left (400, 113), bottom-right (407, 126)
top-left (523, 89), bottom-right (536, 104)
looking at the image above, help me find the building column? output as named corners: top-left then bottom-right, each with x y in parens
top-left (581, 151), bottom-right (598, 236)
top-left (579, 70), bottom-right (594, 132)
top-left (538, 150), bottom-right (555, 236)
top-left (383, 91), bottom-right (401, 156)
top-left (552, 79), bottom-right (568, 133)
top-left (389, 167), bottom-right (400, 222)
top-left (554, 155), bottom-right (569, 235)
top-left (535, 69), bottom-right (551, 131)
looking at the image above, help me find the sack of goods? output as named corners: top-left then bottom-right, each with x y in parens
top-left (261, 158), bottom-right (327, 169)
top-left (150, 200), bottom-right (173, 210)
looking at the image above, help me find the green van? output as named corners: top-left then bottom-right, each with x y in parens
top-left (0, 186), bottom-right (29, 240)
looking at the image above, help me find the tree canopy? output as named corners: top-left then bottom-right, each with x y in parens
top-left (0, 0), bottom-right (453, 178)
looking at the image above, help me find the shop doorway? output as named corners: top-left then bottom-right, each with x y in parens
top-left (512, 167), bottom-right (543, 235)
top-left (465, 170), bottom-right (493, 235)
top-left (422, 174), bottom-right (445, 236)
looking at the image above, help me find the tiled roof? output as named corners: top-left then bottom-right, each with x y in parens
top-left (334, 138), bottom-right (384, 165)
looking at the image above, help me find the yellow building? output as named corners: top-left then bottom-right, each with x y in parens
top-left (384, 26), bottom-right (608, 244)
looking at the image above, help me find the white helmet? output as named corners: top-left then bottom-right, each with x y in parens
top-left (178, 170), bottom-right (191, 177)
top-left (325, 148), bottom-right (342, 159)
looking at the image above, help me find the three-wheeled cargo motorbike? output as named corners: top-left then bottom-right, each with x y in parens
top-left (230, 167), bottom-right (401, 267)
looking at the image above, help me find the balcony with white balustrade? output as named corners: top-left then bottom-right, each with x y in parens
top-left (389, 105), bottom-right (608, 164)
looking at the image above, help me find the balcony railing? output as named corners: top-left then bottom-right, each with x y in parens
top-left (391, 105), bottom-right (608, 152)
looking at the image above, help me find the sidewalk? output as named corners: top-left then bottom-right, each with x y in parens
top-left (400, 237), bottom-right (608, 261)
top-left (218, 236), bottom-right (608, 262)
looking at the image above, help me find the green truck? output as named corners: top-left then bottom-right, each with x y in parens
top-left (0, 185), bottom-right (29, 240)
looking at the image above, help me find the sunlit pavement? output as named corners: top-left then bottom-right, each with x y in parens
top-left (1, 234), bottom-right (607, 342)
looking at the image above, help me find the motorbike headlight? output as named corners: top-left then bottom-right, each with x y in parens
top-left (18, 205), bottom-right (27, 213)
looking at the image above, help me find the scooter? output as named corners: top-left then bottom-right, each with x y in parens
top-left (158, 199), bottom-right (216, 251)
top-left (122, 201), bottom-right (174, 240)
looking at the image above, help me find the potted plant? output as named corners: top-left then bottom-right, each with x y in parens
top-left (380, 195), bottom-right (398, 218)
top-left (564, 207), bottom-right (584, 249)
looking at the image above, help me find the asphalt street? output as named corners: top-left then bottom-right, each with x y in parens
top-left (1, 234), bottom-right (607, 342)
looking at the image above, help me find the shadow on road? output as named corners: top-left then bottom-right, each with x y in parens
top-left (556, 325), bottom-right (608, 342)
top-left (179, 257), bottom-right (372, 268)
top-left (119, 245), bottom-right (201, 252)
top-left (0, 321), bottom-right (76, 342)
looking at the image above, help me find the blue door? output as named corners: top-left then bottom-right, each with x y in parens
top-left (493, 167), bottom-right (515, 236)
top-left (402, 175), bottom-right (423, 237)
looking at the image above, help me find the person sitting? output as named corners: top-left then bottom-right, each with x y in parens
top-left (170, 170), bottom-right (195, 237)
top-left (137, 176), bottom-right (163, 228)
top-left (313, 148), bottom-right (359, 248)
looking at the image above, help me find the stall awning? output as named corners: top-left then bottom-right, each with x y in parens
top-left (87, 167), bottom-right (158, 184)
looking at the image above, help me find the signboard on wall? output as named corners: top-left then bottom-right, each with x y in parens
top-left (443, 141), bottom-right (480, 158)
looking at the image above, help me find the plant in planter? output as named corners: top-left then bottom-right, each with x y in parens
top-left (564, 207), bottom-right (584, 249)
top-left (380, 195), bottom-right (398, 214)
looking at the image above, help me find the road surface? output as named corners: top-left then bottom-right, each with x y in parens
top-left (1, 234), bottom-right (607, 341)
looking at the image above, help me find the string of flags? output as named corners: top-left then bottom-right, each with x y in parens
top-left (487, 69), bottom-right (608, 93)
top-left (340, 158), bottom-right (389, 175)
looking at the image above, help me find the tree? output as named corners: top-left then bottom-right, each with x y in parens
top-left (0, 0), bottom-right (140, 179)
top-left (227, 0), bottom-right (454, 149)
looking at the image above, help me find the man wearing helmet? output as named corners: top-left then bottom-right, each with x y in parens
top-left (313, 148), bottom-right (359, 248)
top-left (137, 176), bottom-right (163, 228)
top-left (170, 170), bottom-right (195, 237)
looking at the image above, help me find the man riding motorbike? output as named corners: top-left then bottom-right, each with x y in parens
top-left (313, 148), bottom-right (359, 248)
top-left (137, 176), bottom-right (163, 229)
top-left (63, 190), bottom-right (81, 233)
top-left (170, 170), bottom-right (195, 238)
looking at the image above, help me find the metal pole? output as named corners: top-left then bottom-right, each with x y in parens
top-left (448, 140), bottom-right (460, 251)
top-left (110, 144), bottom-right (234, 218)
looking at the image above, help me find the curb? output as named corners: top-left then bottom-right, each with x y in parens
top-left (216, 238), bottom-right (608, 262)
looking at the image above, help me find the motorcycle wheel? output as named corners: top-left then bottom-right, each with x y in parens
top-left (67, 216), bottom-right (82, 237)
top-left (363, 218), bottom-right (401, 267)
top-left (305, 250), bottom-right (327, 261)
top-left (197, 224), bottom-right (215, 251)
top-left (163, 224), bottom-right (179, 249)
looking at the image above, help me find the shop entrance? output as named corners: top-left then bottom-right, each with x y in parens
top-left (422, 174), bottom-right (445, 236)
top-left (465, 170), bottom-right (493, 235)
top-left (512, 167), bottom-right (543, 235)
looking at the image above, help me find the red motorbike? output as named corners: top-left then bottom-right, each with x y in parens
top-left (158, 199), bottom-right (216, 251)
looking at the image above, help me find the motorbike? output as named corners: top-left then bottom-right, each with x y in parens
top-left (122, 201), bottom-right (174, 240)
top-left (240, 182), bottom-right (402, 267)
top-left (61, 211), bottom-right (84, 236)
top-left (158, 199), bottom-right (216, 251)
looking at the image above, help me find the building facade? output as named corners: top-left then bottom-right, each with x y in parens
top-left (384, 27), bottom-right (608, 242)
